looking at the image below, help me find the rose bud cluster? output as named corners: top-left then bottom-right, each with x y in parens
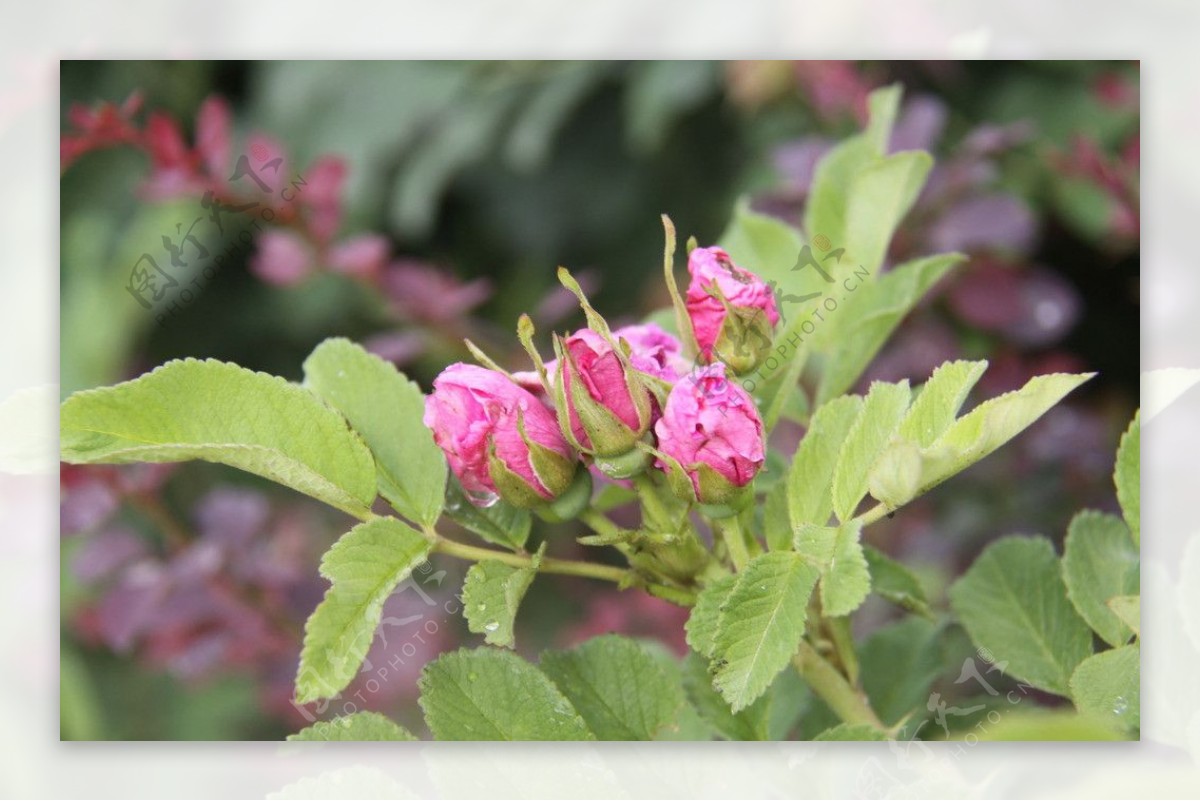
top-left (686, 246), bottom-right (780, 375)
top-left (423, 239), bottom-right (777, 514)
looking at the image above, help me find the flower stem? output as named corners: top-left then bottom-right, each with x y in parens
top-left (430, 534), bottom-right (631, 583)
top-left (716, 517), bottom-right (751, 572)
top-left (632, 473), bottom-right (673, 530)
top-left (853, 502), bottom-right (891, 528)
top-left (579, 509), bottom-right (623, 541)
top-left (793, 640), bottom-right (886, 733)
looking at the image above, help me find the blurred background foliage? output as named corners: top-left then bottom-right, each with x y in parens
top-left (59, 60), bottom-right (1138, 740)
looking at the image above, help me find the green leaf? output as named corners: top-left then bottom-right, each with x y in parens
top-left (866, 440), bottom-right (923, 509)
top-left (815, 253), bottom-right (963, 404)
top-left (636, 644), bottom-right (715, 741)
top-left (303, 338), bottom-right (446, 527)
top-left (296, 518), bottom-right (433, 703)
top-left (831, 380), bottom-right (911, 521)
top-left (863, 545), bottom-right (931, 618)
top-left (843, 150), bottom-right (932, 277)
top-left (443, 478), bottom-right (531, 551)
top-left (818, 520), bottom-right (870, 617)
top-left (917, 372), bottom-right (1095, 496)
top-left (711, 552), bottom-right (820, 712)
top-left (287, 711), bottom-right (418, 741)
top-left (1062, 511), bottom-right (1140, 647)
top-left (418, 648), bottom-right (594, 741)
top-left (679, 652), bottom-right (810, 741)
top-left (540, 635), bottom-right (688, 741)
top-left (60, 358), bottom-right (376, 518)
top-left (948, 537), bottom-right (1092, 697)
top-left (804, 85), bottom-right (902, 260)
top-left (680, 652), bottom-right (768, 741)
top-left (1069, 644), bottom-right (1140, 731)
top-left (813, 723), bottom-right (888, 741)
top-left (461, 551), bottom-right (540, 649)
top-left (1114, 411), bottom-right (1140, 545)
top-left (1107, 595), bottom-right (1140, 636)
top-left (685, 574), bottom-right (737, 658)
top-left (788, 395), bottom-right (863, 527)
top-left (793, 523), bottom-right (836, 567)
top-left (973, 709), bottom-right (1121, 741)
top-left (762, 478), bottom-right (792, 552)
top-left (897, 360), bottom-right (989, 447)
top-left (858, 617), bottom-right (947, 725)
top-left (717, 200), bottom-right (808, 294)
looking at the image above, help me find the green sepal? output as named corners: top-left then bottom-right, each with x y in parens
top-left (518, 408), bottom-right (578, 498)
top-left (707, 282), bottom-right (775, 376)
top-left (463, 338), bottom-right (514, 378)
top-left (594, 443), bottom-right (652, 480)
top-left (536, 467), bottom-right (593, 523)
top-left (638, 441), bottom-right (698, 504)
top-left (692, 461), bottom-right (752, 507)
top-left (516, 314), bottom-right (552, 394)
top-left (550, 335), bottom-right (590, 454)
top-left (485, 409), bottom-right (579, 509)
top-left (486, 442), bottom-right (545, 509)
top-left (661, 215), bottom-right (699, 357)
top-left (557, 266), bottom-right (618, 342)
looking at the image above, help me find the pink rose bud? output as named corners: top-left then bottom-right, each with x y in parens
top-left (553, 328), bottom-right (655, 474)
top-left (424, 364), bottom-right (579, 509)
top-left (612, 323), bottom-right (689, 382)
top-left (686, 246), bottom-right (780, 374)
top-left (654, 363), bottom-right (765, 506)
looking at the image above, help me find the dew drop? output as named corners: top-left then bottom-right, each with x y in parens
top-left (477, 603), bottom-right (487, 612)
top-left (468, 672), bottom-right (478, 682)
top-left (483, 621), bottom-right (500, 632)
top-left (1112, 696), bottom-right (1128, 715)
top-left (466, 488), bottom-right (500, 508)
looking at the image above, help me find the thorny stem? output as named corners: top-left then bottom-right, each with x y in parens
top-left (793, 641), bottom-right (886, 733)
